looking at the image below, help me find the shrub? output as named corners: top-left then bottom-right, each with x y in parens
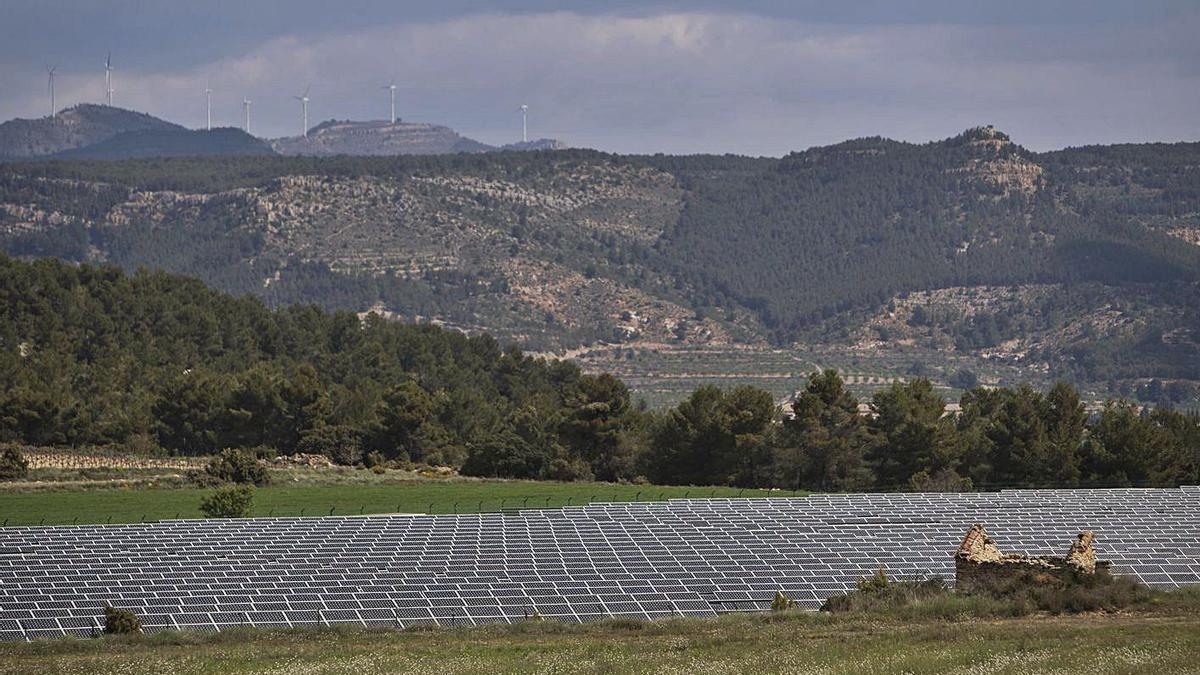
top-left (122, 432), bottom-right (164, 456)
top-left (370, 463), bottom-right (387, 475)
top-left (544, 457), bottom-right (594, 482)
top-left (973, 564), bottom-right (1156, 614)
top-left (205, 448), bottom-right (269, 486)
top-left (858, 567), bottom-right (891, 594)
top-left (363, 451), bottom-right (385, 468)
top-left (0, 447), bottom-right (30, 481)
top-left (949, 368), bottom-right (978, 389)
top-left (103, 605), bottom-right (141, 634)
top-left (908, 468), bottom-right (973, 492)
top-left (821, 570), bottom-right (959, 614)
top-left (771, 591), bottom-right (796, 611)
top-left (297, 425), bottom-right (363, 466)
top-left (823, 565), bottom-right (1166, 618)
top-left (200, 484), bottom-right (254, 518)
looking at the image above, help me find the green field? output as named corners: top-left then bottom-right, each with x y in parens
top-left (0, 479), bottom-right (788, 526)
top-left (2, 611), bottom-right (1197, 674)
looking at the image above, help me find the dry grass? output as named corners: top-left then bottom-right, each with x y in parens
top-left (2, 610), bottom-right (1197, 674)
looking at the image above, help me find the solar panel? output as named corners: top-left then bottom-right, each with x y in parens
top-left (1, 487), bottom-right (1198, 640)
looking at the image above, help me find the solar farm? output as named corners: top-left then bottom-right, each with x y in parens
top-left (2, 487), bottom-right (1198, 642)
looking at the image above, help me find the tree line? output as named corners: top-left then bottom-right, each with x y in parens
top-left (638, 371), bottom-right (1198, 491)
top-left (1, 254), bottom-right (1196, 490)
top-left (0, 254), bottom-right (632, 480)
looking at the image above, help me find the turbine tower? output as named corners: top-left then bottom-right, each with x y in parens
top-left (293, 85), bottom-right (310, 137)
top-left (383, 80), bottom-right (397, 124)
top-left (204, 78), bottom-right (212, 131)
top-left (47, 66), bottom-right (57, 119)
top-left (104, 52), bottom-right (114, 106)
top-left (242, 97), bottom-right (252, 134)
top-left (519, 104), bottom-right (528, 143)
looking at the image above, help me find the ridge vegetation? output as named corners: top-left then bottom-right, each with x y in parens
top-left (2, 126), bottom-right (1198, 405)
top-left (1, 255), bottom-right (1196, 492)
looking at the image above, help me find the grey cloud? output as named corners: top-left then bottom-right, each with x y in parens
top-left (1, 10), bottom-right (1196, 155)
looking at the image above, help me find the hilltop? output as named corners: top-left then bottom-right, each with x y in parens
top-left (0, 108), bottom-right (568, 161)
top-left (0, 104), bottom-right (182, 158)
top-left (271, 119), bottom-right (568, 156)
top-left (1, 126), bottom-right (1197, 402)
top-left (271, 119), bottom-right (492, 156)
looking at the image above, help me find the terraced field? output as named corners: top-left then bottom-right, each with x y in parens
top-left (575, 344), bottom-right (1095, 409)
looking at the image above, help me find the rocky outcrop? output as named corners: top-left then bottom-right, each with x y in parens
top-left (948, 126), bottom-right (1045, 197)
top-left (272, 120), bottom-right (492, 156)
top-left (501, 138), bottom-right (570, 152)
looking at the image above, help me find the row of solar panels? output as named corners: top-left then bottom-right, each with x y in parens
top-left (2, 487), bottom-right (1197, 641)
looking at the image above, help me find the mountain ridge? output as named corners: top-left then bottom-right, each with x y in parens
top-left (270, 119), bottom-right (568, 156)
top-left (0, 106), bottom-right (569, 160)
top-left (0, 104), bottom-right (183, 158)
top-left (1, 126), bottom-right (1197, 400)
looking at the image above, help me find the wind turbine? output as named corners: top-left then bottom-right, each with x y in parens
top-left (382, 79), bottom-right (397, 124)
top-left (518, 104), bottom-right (528, 143)
top-left (242, 97), bottom-right (252, 134)
top-left (47, 66), bottom-right (57, 119)
top-left (293, 85), bottom-right (310, 137)
top-left (204, 78), bottom-right (212, 130)
top-left (104, 52), bottom-right (114, 106)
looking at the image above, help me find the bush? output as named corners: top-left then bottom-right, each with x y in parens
top-left (103, 605), bottom-right (141, 634)
top-left (973, 564), bottom-right (1156, 614)
top-left (363, 451), bottom-right (385, 468)
top-left (0, 447), bottom-right (29, 481)
top-left (908, 468), bottom-right (973, 492)
top-left (949, 368), bottom-right (978, 390)
top-left (821, 570), bottom-right (961, 614)
top-left (122, 432), bottom-right (164, 456)
top-left (771, 591), bottom-right (796, 611)
top-left (200, 484), bottom-right (254, 518)
top-left (297, 425), bottom-right (363, 466)
top-left (822, 565), bottom-right (1167, 618)
top-left (544, 457), bottom-right (594, 482)
top-left (205, 448), bottom-right (269, 486)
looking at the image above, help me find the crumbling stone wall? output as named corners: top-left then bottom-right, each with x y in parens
top-left (954, 525), bottom-right (1110, 593)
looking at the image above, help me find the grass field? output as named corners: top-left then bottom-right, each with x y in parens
top-left (0, 478), bottom-right (787, 526)
top-left (2, 611), bottom-right (1197, 674)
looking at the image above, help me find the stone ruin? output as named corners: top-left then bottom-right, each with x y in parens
top-left (954, 524), bottom-right (1108, 593)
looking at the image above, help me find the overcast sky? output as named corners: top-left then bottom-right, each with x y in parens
top-left (2, 1), bottom-right (1198, 155)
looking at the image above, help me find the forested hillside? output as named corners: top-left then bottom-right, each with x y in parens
top-left (0, 105), bottom-right (183, 158)
top-left (2, 256), bottom-right (1196, 490)
top-left (1, 127), bottom-right (1198, 399)
top-left (662, 128), bottom-right (1200, 331)
top-left (0, 254), bottom-right (634, 480)
top-left (51, 127), bottom-right (276, 160)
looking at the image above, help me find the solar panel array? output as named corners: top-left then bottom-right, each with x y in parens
top-left (2, 487), bottom-right (1198, 641)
